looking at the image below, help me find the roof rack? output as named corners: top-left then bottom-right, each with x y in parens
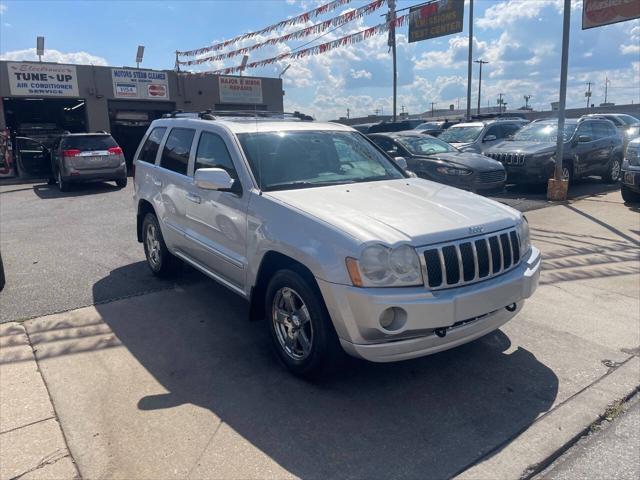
top-left (161, 110), bottom-right (314, 121)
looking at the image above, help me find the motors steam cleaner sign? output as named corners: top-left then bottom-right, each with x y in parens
top-left (111, 68), bottom-right (170, 100)
top-left (7, 62), bottom-right (79, 97)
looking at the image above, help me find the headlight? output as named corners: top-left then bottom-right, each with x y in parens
top-left (436, 166), bottom-right (472, 176)
top-left (346, 244), bottom-right (423, 287)
top-left (626, 146), bottom-right (639, 166)
top-left (517, 216), bottom-right (531, 258)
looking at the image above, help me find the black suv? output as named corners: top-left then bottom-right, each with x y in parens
top-left (485, 117), bottom-right (624, 185)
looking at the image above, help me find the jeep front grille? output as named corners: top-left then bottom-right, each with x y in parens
top-left (421, 229), bottom-right (521, 290)
top-left (487, 152), bottom-right (526, 166)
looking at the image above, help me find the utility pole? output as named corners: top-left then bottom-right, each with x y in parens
top-left (497, 93), bottom-right (504, 113)
top-left (465, 0), bottom-right (474, 120)
top-left (585, 81), bottom-right (592, 109)
top-left (548, 0), bottom-right (571, 201)
top-left (346, 108), bottom-right (350, 119)
top-left (388, 0), bottom-right (397, 122)
top-left (474, 59), bottom-right (488, 115)
top-left (431, 102), bottom-right (436, 117)
top-left (524, 95), bottom-right (531, 110)
top-left (604, 76), bottom-right (610, 104)
top-left (401, 105), bottom-right (405, 114)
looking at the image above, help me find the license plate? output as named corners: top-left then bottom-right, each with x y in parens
top-left (623, 171), bottom-right (635, 185)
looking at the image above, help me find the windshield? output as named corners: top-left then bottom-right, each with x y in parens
top-left (439, 126), bottom-right (483, 143)
top-left (617, 114), bottom-right (640, 126)
top-left (513, 121), bottom-right (577, 142)
top-left (237, 131), bottom-right (405, 191)
top-left (397, 136), bottom-right (457, 155)
top-left (415, 122), bottom-right (441, 130)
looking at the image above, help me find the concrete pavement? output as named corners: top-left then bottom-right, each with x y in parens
top-left (0, 189), bottom-right (638, 479)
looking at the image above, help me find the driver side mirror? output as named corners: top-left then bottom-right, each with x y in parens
top-left (393, 156), bottom-right (408, 170)
top-left (194, 168), bottom-right (235, 191)
top-left (483, 134), bottom-right (497, 142)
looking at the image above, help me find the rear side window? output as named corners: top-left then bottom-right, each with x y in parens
top-left (160, 128), bottom-right (195, 176)
top-left (485, 125), bottom-right (503, 139)
top-left (138, 127), bottom-right (166, 164)
top-left (62, 135), bottom-right (117, 150)
top-left (593, 122), bottom-right (612, 139)
top-left (195, 131), bottom-right (237, 178)
top-left (577, 122), bottom-right (595, 139)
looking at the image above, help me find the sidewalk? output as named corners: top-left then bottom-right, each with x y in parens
top-left (0, 323), bottom-right (79, 480)
top-left (0, 190), bottom-right (638, 480)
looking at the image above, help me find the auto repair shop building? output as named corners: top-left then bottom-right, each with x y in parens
top-left (0, 60), bottom-right (284, 165)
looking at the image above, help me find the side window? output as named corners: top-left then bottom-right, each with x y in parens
top-left (592, 122), bottom-right (610, 139)
top-left (371, 137), bottom-right (396, 153)
top-left (160, 128), bottom-right (195, 175)
top-left (502, 124), bottom-right (521, 137)
top-left (577, 122), bottom-right (595, 140)
top-left (485, 125), bottom-right (503, 139)
top-left (195, 131), bottom-right (237, 178)
top-left (138, 127), bottom-right (167, 164)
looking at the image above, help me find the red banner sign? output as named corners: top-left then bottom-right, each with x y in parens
top-left (582, 0), bottom-right (640, 29)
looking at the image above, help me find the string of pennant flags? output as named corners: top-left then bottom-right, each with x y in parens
top-left (176, 0), bottom-right (353, 57)
top-left (176, 0), bottom-right (386, 66)
top-left (207, 13), bottom-right (409, 76)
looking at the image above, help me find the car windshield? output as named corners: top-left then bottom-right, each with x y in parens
top-left (415, 122), bottom-right (441, 130)
top-left (396, 136), bottom-right (457, 155)
top-left (237, 130), bottom-right (405, 191)
top-left (617, 114), bottom-right (640, 126)
top-left (512, 121), bottom-right (578, 142)
top-left (439, 126), bottom-right (483, 143)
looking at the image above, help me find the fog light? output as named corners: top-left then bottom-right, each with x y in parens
top-left (379, 308), bottom-right (396, 328)
top-left (379, 307), bottom-right (407, 331)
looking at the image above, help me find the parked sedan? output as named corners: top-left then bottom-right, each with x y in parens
top-left (368, 132), bottom-right (506, 192)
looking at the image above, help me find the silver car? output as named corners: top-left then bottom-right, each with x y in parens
top-left (439, 119), bottom-right (527, 154)
top-left (51, 132), bottom-right (127, 191)
top-left (133, 113), bottom-right (541, 378)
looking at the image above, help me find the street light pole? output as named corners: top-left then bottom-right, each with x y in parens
top-left (474, 59), bottom-right (488, 115)
top-left (548, 0), bottom-right (571, 201)
top-left (388, 0), bottom-right (397, 122)
top-left (465, 0), bottom-right (474, 120)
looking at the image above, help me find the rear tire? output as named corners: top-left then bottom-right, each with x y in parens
top-left (265, 269), bottom-right (343, 379)
top-left (142, 213), bottom-right (180, 278)
top-left (115, 177), bottom-right (127, 188)
top-left (603, 157), bottom-right (622, 183)
top-left (621, 185), bottom-right (640, 203)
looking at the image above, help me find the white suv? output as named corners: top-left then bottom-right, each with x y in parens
top-left (133, 112), bottom-right (541, 378)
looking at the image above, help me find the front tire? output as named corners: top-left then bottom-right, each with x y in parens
top-left (142, 213), bottom-right (180, 277)
top-left (603, 157), bottom-right (622, 183)
top-left (621, 185), bottom-right (640, 203)
top-left (265, 269), bottom-right (342, 379)
top-left (115, 177), bottom-right (127, 188)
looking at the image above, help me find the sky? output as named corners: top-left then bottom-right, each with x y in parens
top-left (0, 0), bottom-right (638, 120)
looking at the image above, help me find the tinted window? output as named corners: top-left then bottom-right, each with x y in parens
top-left (439, 126), bottom-right (484, 143)
top-left (484, 125), bottom-right (503, 139)
top-left (370, 136), bottom-right (397, 153)
top-left (514, 121), bottom-right (578, 142)
top-left (577, 122), bottom-right (595, 140)
top-left (502, 124), bottom-right (521, 137)
top-left (18, 138), bottom-right (46, 152)
top-left (62, 135), bottom-right (117, 150)
top-left (195, 131), bottom-right (236, 178)
top-left (617, 114), bottom-right (639, 126)
top-left (396, 136), bottom-right (457, 155)
top-left (138, 127), bottom-right (166, 164)
top-left (160, 128), bottom-right (195, 175)
top-left (593, 122), bottom-right (612, 139)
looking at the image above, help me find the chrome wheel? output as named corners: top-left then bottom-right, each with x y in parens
top-left (610, 159), bottom-right (621, 181)
top-left (561, 166), bottom-right (571, 182)
top-left (145, 223), bottom-right (161, 269)
top-left (272, 287), bottom-right (313, 360)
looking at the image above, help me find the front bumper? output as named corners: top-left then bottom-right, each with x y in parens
top-left (318, 246), bottom-right (541, 362)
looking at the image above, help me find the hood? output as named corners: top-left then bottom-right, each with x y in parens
top-left (266, 179), bottom-right (520, 246)
top-left (487, 140), bottom-right (558, 155)
top-left (412, 151), bottom-right (504, 171)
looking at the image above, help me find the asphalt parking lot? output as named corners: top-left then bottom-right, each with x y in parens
top-left (0, 178), bottom-right (621, 323)
top-left (0, 178), bottom-right (638, 479)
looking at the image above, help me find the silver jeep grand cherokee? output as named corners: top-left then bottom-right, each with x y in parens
top-left (133, 112), bottom-right (541, 378)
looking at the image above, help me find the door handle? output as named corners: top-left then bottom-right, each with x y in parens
top-left (186, 192), bottom-right (201, 204)
top-left (152, 177), bottom-right (162, 187)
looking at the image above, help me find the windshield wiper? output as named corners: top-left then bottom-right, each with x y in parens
top-left (266, 179), bottom-right (356, 191)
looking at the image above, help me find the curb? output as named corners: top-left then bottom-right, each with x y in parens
top-left (455, 355), bottom-right (640, 480)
